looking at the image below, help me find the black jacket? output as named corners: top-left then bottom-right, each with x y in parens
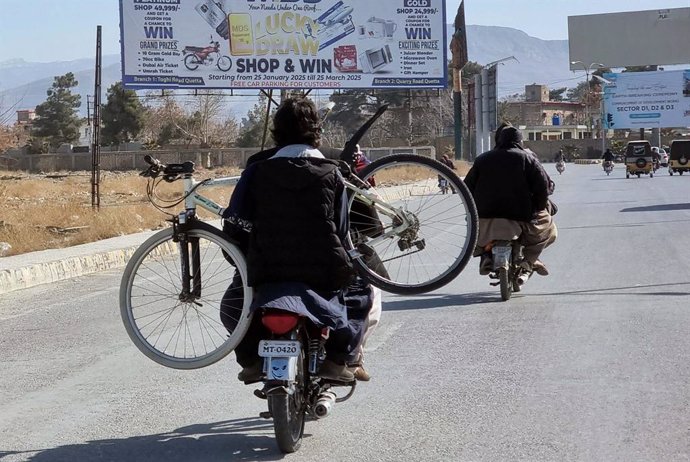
top-left (464, 147), bottom-right (551, 221)
top-left (225, 156), bottom-right (354, 292)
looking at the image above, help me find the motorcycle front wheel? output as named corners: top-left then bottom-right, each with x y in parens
top-left (184, 54), bottom-right (200, 70)
top-left (217, 55), bottom-right (231, 71)
top-left (269, 349), bottom-right (307, 453)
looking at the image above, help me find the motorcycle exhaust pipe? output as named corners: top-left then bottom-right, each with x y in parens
top-left (313, 391), bottom-right (337, 419)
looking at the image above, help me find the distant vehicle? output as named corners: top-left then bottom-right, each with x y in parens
top-left (668, 140), bottom-right (690, 176)
top-left (658, 148), bottom-right (669, 167)
top-left (625, 141), bottom-right (654, 179)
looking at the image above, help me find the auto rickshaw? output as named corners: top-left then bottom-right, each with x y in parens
top-left (625, 140), bottom-right (654, 178)
top-left (668, 139), bottom-right (690, 176)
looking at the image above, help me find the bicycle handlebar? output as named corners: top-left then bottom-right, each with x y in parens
top-left (141, 155), bottom-right (195, 180)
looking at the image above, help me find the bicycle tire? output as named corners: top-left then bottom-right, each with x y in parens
top-left (120, 221), bottom-right (252, 369)
top-left (347, 154), bottom-right (478, 295)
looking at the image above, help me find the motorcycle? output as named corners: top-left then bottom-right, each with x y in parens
top-left (486, 238), bottom-right (531, 301)
top-left (255, 309), bottom-right (358, 453)
top-left (183, 39), bottom-right (231, 71)
top-left (603, 160), bottom-right (613, 175)
top-left (556, 160), bottom-right (565, 175)
top-left (438, 176), bottom-right (450, 194)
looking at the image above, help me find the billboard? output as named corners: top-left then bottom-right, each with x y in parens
top-left (119, 0), bottom-right (447, 90)
top-left (568, 8), bottom-right (690, 69)
top-left (603, 70), bottom-right (690, 129)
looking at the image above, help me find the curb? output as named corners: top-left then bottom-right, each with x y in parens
top-left (0, 247), bottom-right (138, 295)
top-left (574, 159), bottom-right (601, 165)
top-left (0, 229), bottom-right (162, 296)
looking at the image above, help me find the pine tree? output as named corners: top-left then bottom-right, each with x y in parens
top-left (32, 73), bottom-right (82, 148)
top-left (101, 82), bottom-right (145, 146)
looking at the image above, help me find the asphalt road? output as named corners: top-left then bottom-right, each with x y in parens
top-left (1, 163), bottom-right (689, 462)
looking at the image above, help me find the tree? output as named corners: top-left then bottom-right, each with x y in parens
top-left (32, 73), bottom-right (82, 148)
top-left (101, 82), bottom-right (145, 146)
top-left (235, 94), bottom-right (273, 148)
top-left (549, 87), bottom-right (567, 101)
top-left (0, 124), bottom-right (29, 153)
top-left (139, 90), bottom-right (236, 148)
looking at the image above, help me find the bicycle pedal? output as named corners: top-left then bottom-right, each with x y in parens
top-left (259, 411), bottom-right (272, 419)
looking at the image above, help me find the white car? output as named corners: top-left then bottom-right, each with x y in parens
top-left (658, 148), bottom-right (669, 167)
top-left (653, 147), bottom-right (669, 167)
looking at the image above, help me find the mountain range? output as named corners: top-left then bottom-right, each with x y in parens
top-left (0, 25), bottom-right (573, 121)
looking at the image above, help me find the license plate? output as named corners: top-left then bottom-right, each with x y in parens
top-left (258, 340), bottom-right (301, 358)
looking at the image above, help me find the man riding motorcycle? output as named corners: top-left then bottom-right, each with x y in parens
top-left (602, 148), bottom-right (615, 171)
top-left (221, 98), bottom-right (373, 384)
top-left (464, 123), bottom-right (557, 278)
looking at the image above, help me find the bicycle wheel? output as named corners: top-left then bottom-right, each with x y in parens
top-left (347, 154), bottom-right (478, 294)
top-left (120, 221), bottom-right (252, 369)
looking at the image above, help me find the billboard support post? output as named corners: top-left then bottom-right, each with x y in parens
top-left (450, 0), bottom-right (468, 161)
top-left (570, 61), bottom-right (604, 138)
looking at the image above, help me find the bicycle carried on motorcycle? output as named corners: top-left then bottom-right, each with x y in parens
top-left (119, 107), bottom-right (478, 452)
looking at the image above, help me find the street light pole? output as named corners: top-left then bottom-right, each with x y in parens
top-left (570, 61), bottom-right (604, 139)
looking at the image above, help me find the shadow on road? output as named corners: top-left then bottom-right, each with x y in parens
top-left (529, 281), bottom-right (690, 297)
top-left (2, 418), bottom-right (286, 462)
top-left (383, 291), bottom-right (498, 311)
top-left (620, 203), bottom-right (690, 213)
top-left (561, 217), bottom-right (690, 230)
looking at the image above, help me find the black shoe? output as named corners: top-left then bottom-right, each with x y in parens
top-left (318, 359), bottom-right (355, 382)
top-left (238, 362), bottom-right (263, 383)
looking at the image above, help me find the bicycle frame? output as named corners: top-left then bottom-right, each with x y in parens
top-left (173, 174), bottom-right (239, 299)
top-left (342, 178), bottom-right (412, 247)
top-left (175, 173), bottom-right (412, 252)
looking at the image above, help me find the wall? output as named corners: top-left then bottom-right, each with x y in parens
top-left (2, 146), bottom-right (436, 172)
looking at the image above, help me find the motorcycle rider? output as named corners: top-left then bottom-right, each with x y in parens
top-left (464, 123), bottom-right (557, 277)
top-left (554, 149), bottom-right (565, 163)
top-left (221, 97), bottom-right (373, 383)
top-left (602, 148), bottom-right (615, 170)
top-left (651, 147), bottom-right (661, 171)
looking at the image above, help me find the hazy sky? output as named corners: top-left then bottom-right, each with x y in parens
top-left (0, 0), bottom-right (687, 62)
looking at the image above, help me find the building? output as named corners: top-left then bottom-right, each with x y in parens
top-left (503, 84), bottom-right (591, 141)
top-left (16, 110), bottom-right (36, 133)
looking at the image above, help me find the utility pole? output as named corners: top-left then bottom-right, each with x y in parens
top-left (91, 26), bottom-right (102, 210)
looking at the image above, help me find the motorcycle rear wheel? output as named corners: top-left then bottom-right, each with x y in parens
top-left (184, 54), bottom-right (200, 71)
top-left (499, 267), bottom-right (512, 301)
top-left (269, 349), bottom-right (307, 453)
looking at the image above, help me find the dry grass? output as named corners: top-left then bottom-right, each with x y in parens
top-left (0, 159), bottom-right (471, 257)
top-left (0, 167), bottom-right (241, 256)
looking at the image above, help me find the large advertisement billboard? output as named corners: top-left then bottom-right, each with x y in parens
top-left (119, 0), bottom-right (447, 90)
top-left (603, 70), bottom-right (690, 129)
top-left (568, 8), bottom-right (690, 70)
